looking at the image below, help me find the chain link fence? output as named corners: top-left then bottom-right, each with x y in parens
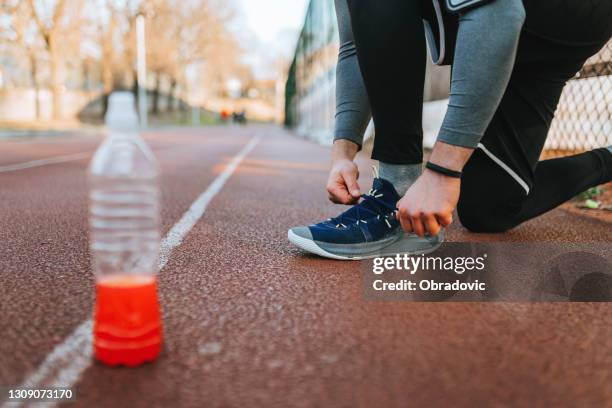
top-left (544, 40), bottom-right (612, 158)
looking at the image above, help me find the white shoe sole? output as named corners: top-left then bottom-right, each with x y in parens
top-left (288, 230), bottom-right (443, 261)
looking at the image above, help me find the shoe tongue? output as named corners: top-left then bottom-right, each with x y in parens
top-left (371, 177), bottom-right (401, 205)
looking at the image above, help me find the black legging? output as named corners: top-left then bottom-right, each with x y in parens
top-left (347, 0), bottom-right (612, 232)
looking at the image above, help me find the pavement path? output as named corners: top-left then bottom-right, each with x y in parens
top-left (0, 125), bottom-right (610, 407)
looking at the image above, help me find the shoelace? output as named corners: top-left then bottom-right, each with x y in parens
top-left (330, 188), bottom-right (397, 229)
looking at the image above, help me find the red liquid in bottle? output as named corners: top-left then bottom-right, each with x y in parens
top-left (94, 275), bottom-right (162, 367)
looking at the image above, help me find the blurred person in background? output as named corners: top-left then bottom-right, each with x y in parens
top-left (289, 0), bottom-right (612, 260)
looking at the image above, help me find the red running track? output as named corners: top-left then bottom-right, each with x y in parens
top-left (0, 125), bottom-right (610, 407)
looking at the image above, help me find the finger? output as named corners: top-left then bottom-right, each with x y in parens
top-left (398, 211), bottom-right (412, 233)
top-left (327, 185), bottom-right (350, 204)
top-left (328, 192), bottom-right (342, 204)
top-left (436, 212), bottom-right (453, 228)
top-left (411, 215), bottom-right (425, 237)
top-left (327, 184), bottom-right (356, 205)
top-left (422, 214), bottom-right (440, 237)
top-left (341, 168), bottom-right (361, 198)
top-left (345, 195), bottom-right (359, 205)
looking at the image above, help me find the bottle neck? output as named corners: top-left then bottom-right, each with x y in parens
top-left (108, 129), bottom-right (139, 140)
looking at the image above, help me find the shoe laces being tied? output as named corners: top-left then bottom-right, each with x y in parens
top-left (329, 166), bottom-right (398, 229)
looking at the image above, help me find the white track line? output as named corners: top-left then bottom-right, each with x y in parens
top-left (0, 152), bottom-right (91, 174)
top-left (158, 136), bottom-right (260, 269)
top-left (2, 135), bottom-right (260, 408)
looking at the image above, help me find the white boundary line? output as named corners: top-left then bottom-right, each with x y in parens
top-left (1, 135), bottom-right (260, 408)
top-left (0, 152), bottom-right (91, 174)
top-left (158, 136), bottom-right (260, 269)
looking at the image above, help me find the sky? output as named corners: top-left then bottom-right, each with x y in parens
top-left (235, 0), bottom-right (310, 79)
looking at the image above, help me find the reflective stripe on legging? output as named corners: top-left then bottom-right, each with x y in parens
top-left (476, 143), bottom-right (530, 195)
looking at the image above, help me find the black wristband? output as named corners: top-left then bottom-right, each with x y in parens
top-left (426, 162), bottom-right (462, 178)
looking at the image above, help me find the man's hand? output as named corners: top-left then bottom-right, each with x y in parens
top-left (396, 141), bottom-right (474, 236)
top-left (396, 169), bottom-right (459, 236)
top-left (327, 159), bottom-right (361, 204)
top-left (327, 139), bottom-right (361, 204)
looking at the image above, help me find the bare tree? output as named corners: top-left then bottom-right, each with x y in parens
top-left (1, 0), bottom-right (246, 122)
top-left (27, 0), bottom-right (80, 119)
top-left (0, 0), bottom-right (44, 118)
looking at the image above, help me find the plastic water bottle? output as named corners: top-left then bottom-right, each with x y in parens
top-left (88, 92), bottom-right (162, 367)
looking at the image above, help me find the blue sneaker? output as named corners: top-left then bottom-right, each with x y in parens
top-left (288, 177), bottom-right (443, 260)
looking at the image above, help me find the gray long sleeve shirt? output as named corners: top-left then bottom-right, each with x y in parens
top-left (334, 0), bottom-right (526, 150)
top-left (334, 0), bottom-right (371, 147)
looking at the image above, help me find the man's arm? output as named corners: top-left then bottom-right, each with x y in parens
top-left (326, 0), bottom-right (372, 204)
top-left (398, 0), bottom-right (526, 236)
top-left (333, 0), bottom-right (372, 149)
top-left (437, 0), bottom-right (525, 149)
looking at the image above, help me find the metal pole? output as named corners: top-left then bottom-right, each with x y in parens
top-left (136, 14), bottom-right (148, 130)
